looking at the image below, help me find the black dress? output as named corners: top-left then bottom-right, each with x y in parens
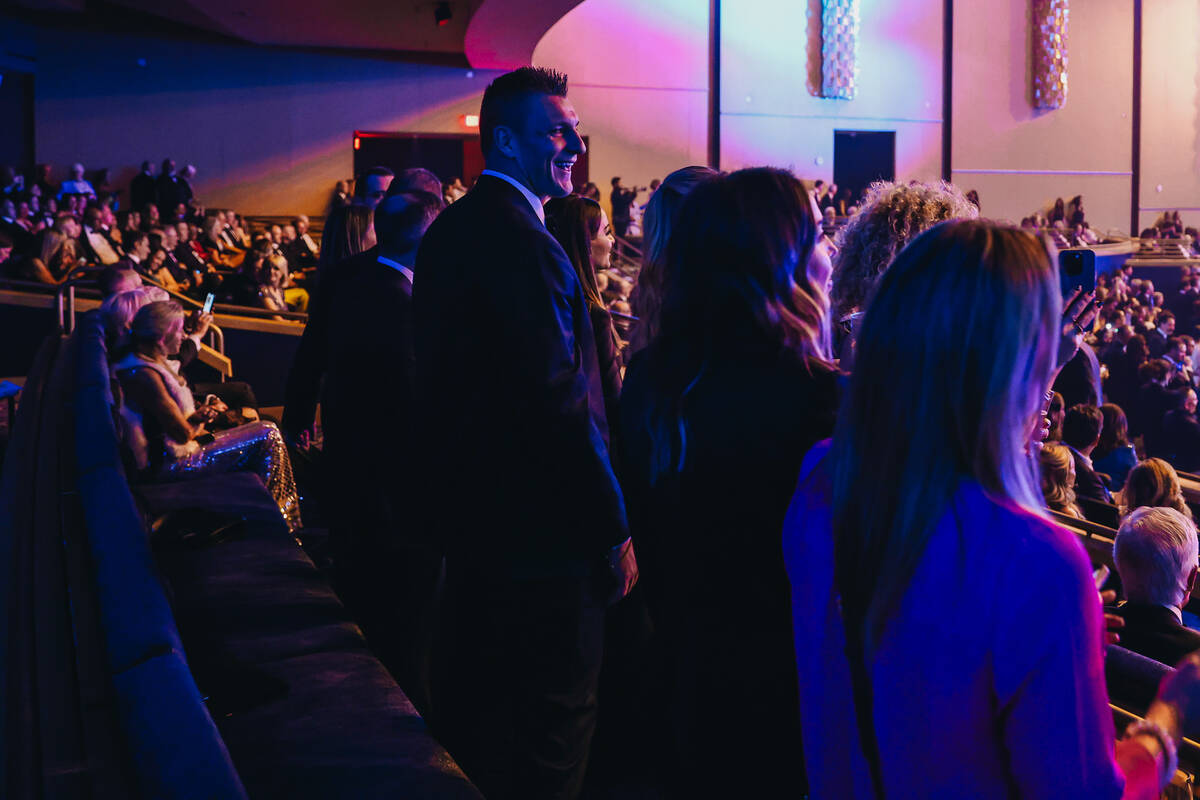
top-left (620, 337), bottom-right (839, 797)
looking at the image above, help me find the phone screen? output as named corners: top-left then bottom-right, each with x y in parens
top-left (202, 293), bottom-right (215, 315)
top-left (1059, 249), bottom-right (1097, 299)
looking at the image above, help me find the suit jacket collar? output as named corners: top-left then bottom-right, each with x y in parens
top-left (1121, 601), bottom-right (1185, 627)
top-left (474, 173), bottom-right (546, 226)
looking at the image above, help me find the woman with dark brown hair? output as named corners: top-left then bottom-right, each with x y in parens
top-left (621, 166), bottom-right (838, 796)
top-left (545, 194), bottom-right (622, 441)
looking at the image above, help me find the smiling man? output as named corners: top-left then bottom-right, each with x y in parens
top-left (414, 67), bottom-right (636, 799)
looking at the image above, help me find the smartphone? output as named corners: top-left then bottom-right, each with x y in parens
top-left (1059, 249), bottom-right (1096, 299)
top-left (202, 292), bottom-right (215, 314)
top-left (1093, 564), bottom-right (1110, 590)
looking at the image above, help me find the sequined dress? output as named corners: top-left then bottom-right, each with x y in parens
top-left (113, 352), bottom-right (302, 531)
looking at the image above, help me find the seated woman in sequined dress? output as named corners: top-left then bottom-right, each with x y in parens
top-left (112, 300), bottom-right (301, 531)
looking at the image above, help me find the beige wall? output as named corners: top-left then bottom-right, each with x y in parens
top-left (1139, 0), bottom-right (1200, 233)
top-left (532, 0), bottom-right (709, 218)
top-left (719, 0), bottom-right (944, 183)
top-left (21, 21), bottom-right (500, 216)
top-left (951, 0), bottom-right (1134, 232)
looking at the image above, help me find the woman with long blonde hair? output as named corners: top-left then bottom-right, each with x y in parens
top-left (620, 166), bottom-right (838, 796)
top-left (784, 219), bottom-right (1194, 798)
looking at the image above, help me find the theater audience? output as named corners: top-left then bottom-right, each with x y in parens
top-left (1122, 458), bottom-right (1193, 520)
top-left (118, 231), bottom-right (151, 277)
top-left (29, 228), bottom-right (80, 285)
top-left (97, 264), bottom-right (143, 298)
top-left (200, 215), bottom-right (243, 269)
top-left (1045, 390), bottom-right (1066, 441)
top-left (315, 204), bottom-right (374, 291)
top-left (1062, 403), bottom-right (1115, 505)
top-left (1040, 442), bottom-right (1084, 517)
top-left (111, 300), bottom-right (299, 531)
top-left (356, 166), bottom-right (394, 209)
top-left (829, 180), bottom-right (977, 363)
top-left (287, 214), bottom-right (319, 269)
top-left (321, 188), bottom-right (443, 714)
top-left (1147, 310), bottom-right (1175, 358)
top-left (256, 254), bottom-right (291, 319)
top-left (1114, 507), bottom-right (1200, 666)
top-left (545, 194), bottom-right (623, 443)
top-left (1132, 359), bottom-right (1178, 458)
top-left (1107, 333), bottom-right (1149, 413)
top-left (414, 67), bottom-right (634, 799)
top-left (58, 162), bottom-right (96, 200)
top-left (627, 165), bottom-right (716, 355)
top-left (1094, 403), bottom-right (1139, 491)
top-left (783, 218), bottom-right (1183, 798)
top-left (621, 167), bottom-right (837, 796)
top-left (1163, 388), bottom-right (1200, 473)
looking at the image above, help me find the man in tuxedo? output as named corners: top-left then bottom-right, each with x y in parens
top-left (287, 214), bottom-right (320, 270)
top-left (320, 189), bottom-right (444, 713)
top-left (1062, 403), bottom-right (1113, 504)
top-left (130, 161), bottom-right (157, 211)
top-left (81, 207), bottom-right (121, 266)
top-left (414, 66), bottom-right (637, 800)
top-left (1114, 506), bottom-right (1200, 666)
top-left (1146, 310), bottom-right (1175, 359)
top-left (156, 159), bottom-right (184, 220)
top-left (118, 231), bottom-right (152, 276)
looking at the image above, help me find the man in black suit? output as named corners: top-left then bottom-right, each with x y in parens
top-left (156, 158), bottom-right (184, 220)
top-left (318, 190), bottom-right (442, 712)
top-left (130, 161), bottom-right (157, 211)
top-left (1062, 403), bottom-right (1114, 504)
top-left (1146, 310), bottom-right (1175, 359)
top-left (414, 67), bottom-right (637, 800)
top-left (1114, 506), bottom-right (1200, 666)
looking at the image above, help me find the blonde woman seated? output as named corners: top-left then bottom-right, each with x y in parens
top-left (1039, 443), bottom-right (1084, 518)
top-left (258, 254), bottom-right (309, 316)
top-left (112, 300), bottom-right (301, 531)
top-left (1121, 457), bottom-right (1193, 520)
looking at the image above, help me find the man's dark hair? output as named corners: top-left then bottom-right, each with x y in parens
top-left (1062, 404), bottom-right (1104, 450)
top-left (1159, 310), bottom-right (1176, 326)
top-left (374, 190), bottom-right (443, 254)
top-left (126, 231), bottom-right (149, 250)
top-left (1139, 358), bottom-right (1172, 385)
top-left (97, 265), bottom-right (137, 297)
top-left (478, 67), bottom-right (568, 159)
top-left (148, 230), bottom-right (165, 251)
top-left (354, 166), bottom-right (395, 199)
top-left (388, 167), bottom-right (444, 202)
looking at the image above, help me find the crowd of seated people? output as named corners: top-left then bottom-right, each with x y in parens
top-left (0, 160), bottom-right (329, 315)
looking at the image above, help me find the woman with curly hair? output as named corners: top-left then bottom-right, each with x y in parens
top-left (1121, 457), bottom-right (1193, 520)
top-left (830, 180), bottom-right (977, 361)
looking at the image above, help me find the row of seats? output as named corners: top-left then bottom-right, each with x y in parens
top-left (0, 311), bottom-right (482, 798)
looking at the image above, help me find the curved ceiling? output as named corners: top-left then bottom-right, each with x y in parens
top-left (463, 0), bottom-right (586, 69)
top-left (103, 0), bottom-right (487, 55)
top-left (15, 0), bottom-right (585, 65)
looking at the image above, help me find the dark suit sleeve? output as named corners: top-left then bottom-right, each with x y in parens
top-left (492, 237), bottom-right (628, 550)
top-left (281, 283), bottom-right (333, 437)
